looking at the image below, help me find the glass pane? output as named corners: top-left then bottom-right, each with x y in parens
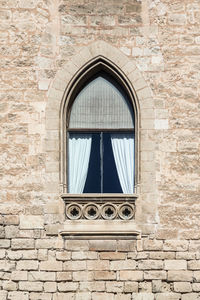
top-left (103, 133), bottom-right (123, 193)
top-left (83, 133), bottom-right (101, 193)
top-left (69, 73), bottom-right (134, 129)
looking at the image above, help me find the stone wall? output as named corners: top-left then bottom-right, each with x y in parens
top-left (1, 230), bottom-right (200, 299)
top-left (0, 0), bottom-right (200, 298)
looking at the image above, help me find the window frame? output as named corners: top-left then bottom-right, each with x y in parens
top-left (62, 62), bottom-right (139, 197)
top-left (60, 60), bottom-right (140, 235)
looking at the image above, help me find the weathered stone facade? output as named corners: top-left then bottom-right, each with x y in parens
top-left (0, 0), bottom-right (200, 299)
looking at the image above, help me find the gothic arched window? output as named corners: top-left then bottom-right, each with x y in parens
top-left (67, 72), bottom-right (135, 195)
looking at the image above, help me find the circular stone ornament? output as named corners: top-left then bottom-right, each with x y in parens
top-left (101, 203), bottom-right (117, 220)
top-left (118, 203), bottom-right (134, 220)
top-left (83, 203), bottom-right (100, 220)
top-left (66, 203), bottom-right (82, 220)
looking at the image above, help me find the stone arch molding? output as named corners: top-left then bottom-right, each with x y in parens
top-left (45, 40), bottom-right (156, 234)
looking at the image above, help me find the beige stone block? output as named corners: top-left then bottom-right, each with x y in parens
top-left (117, 240), bottom-right (137, 252)
top-left (106, 282), bottom-right (123, 293)
top-left (137, 87), bottom-right (153, 100)
top-left (91, 292), bottom-right (114, 300)
top-left (19, 281), bottom-right (43, 292)
top-left (114, 293), bottom-right (131, 300)
top-left (194, 271), bottom-right (200, 282)
top-left (57, 282), bottom-right (78, 292)
top-left (124, 281), bottom-right (138, 293)
top-left (90, 15), bottom-right (115, 26)
top-left (11, 271), bottom-right (28, 281)
top-left (138, 260), bottom-right (163, 270)
top-left (16, 261), bottom-right (38, 271)
top-left (155, 109), bottom-right (168, 119)
top-left (188, 260), bottom-right (200, 270)
top-left (164, 260), bottom-right (187, 270)
top-left (28, 271), bottom-right (55, 281)
top-left (176, 252), bottom-right (195, 260)
top-left (5, 226), bottom-right (19, 238)
top-left (45, 118), bottom-right (59, 131)
top-left (52, 78), bottom-right (67, 92)
top-left (63, 261), bottom-right (86, 271)
top-left (182, 293), bottom-right (199, 300)
top-left (110, 260), bottom-right (136, 270)
top-left (38, 249), bottom-right (48, 261)
top-left (152, 280), bottom-right (162, 293)
top-left (139, 98), bottom-right (154, 109)
top-left (0, 291), bottom-right (7, 300)
top-left (56, 271), bottom-right (72, 281)
top-left (132, 293), bottom-right (154, 300)
top-left (8, 291), bottom-right (29, 300)
top-left (36, 239), bottom-right (63, 249)
top-left (144, 271), bottom-right (166, 280)
top-left (174, 282), bottom-right (192, 293)
top-left (53, 293), bottom-right (75, 300)
top-left (189, 241), bottom-right (200, 252)
top-left (143, 240), bottom-right (163, 251)
top-left (0, 260), bottom-right (15, 272)
top-left (94, 271), bottom-right (116, 281)
top-left (2, 281), bottom-right (17, 291)
top-left (123, 60), bottom-right (137, 75)
top-left (63, 61), bottom-right (79, 77)
top-left (56, 251), bottom-right (71, 261)
top-left (168, 270), bottom-right (193, 282)
top-left (0, 249), bottom-right (6, 259)
top-left (128, 68), bottom-right (143, 84)
top-left (154, 119), bottom-right (168, 130)
top-left (20, 215), bottom-right (44, 229)
top-left (139, 281), bottom-right (152, 292)
top-left (99, 252), bottom-right (126, 260)
top-left (65, 240), bottom-right (89, 251)
top-left (141, 108), bottom-right (155, 119)
top-left (87, 260), bottom-right (109, 271)
top-left (29, 293), bottom-right (52, 300)
top-left (89, 240), bottom-right (117, 251)
top-left (141, 119), bottom-right (154, 130)
top-left (155, 293), bottom-right (181, 300)
top-left (80, 281), bottom-right (105, 292)
top-left (120, 271), bottom-right (143, 281)
top-left (0, 226), bottom-right (4, 238)
top-left (106, 281), bottom-right (124, 293)
top-left (0, 239), bottom-right (10, 248)
top-left (163, 240), bottom-right (188, 251)
top-left (21, 250), bottom-right (37, 260)
top-left (75, 292), bottom-right (91, 300)
top-left (11, 239), bottom-right (34, 250)
top-left (44, 282), bottom-right (57, 292)
top-left (149, 252), bottom-right (175, 260)
top-left (19, 0), bottom-right (37, 9)
top-left (168, 13), bottom-right (187, 25)
top-left (72, 251), bottom-right (97, 260)
top-left (192, 283), bottom-right (200, 292)
top-left (79, 46), bottom-right (93, 62)
top-left (40, 261), bottom-right (62, 271)
top-left (73, 271), bottom-right (94, 281)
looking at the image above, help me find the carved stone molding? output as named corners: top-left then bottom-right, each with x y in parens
top-left (62, 194), bottom-right (137, 221)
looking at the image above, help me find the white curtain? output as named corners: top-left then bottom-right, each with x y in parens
top-left (111, 133), bottom-right (134, 194)
top-left (68, 134), bottom-right (92, 193)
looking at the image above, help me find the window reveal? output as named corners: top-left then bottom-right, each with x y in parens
top-left (67, 73), bottom-right (135, 195)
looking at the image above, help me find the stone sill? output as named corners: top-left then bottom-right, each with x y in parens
top-left (61, 193), bottom-right (138, 202)
top-left (59, 220), bottom-right (141, 240)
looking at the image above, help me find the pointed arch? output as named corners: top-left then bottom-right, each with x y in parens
top-left (45, 40), bottom-right (156, 234)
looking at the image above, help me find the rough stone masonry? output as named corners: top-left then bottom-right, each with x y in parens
top-left (0, 0), bottom-right (200, 299)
